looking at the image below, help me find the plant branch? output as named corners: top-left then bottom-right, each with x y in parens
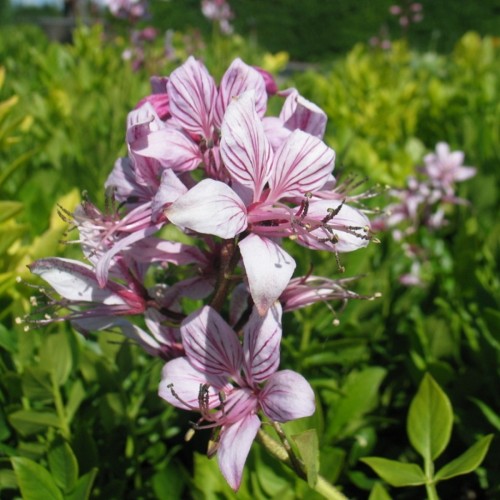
top-left (257, 428), bottom-right (348, 500)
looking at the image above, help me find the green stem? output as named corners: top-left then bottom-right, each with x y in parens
top-left (256, 429), bottom-right (348, 500)
top-left (425, 482), bottom-right (440, 500)
top-left (52, 374), bottom-right (70, 440)
top-left (424, 457), bottom-right (439, 500)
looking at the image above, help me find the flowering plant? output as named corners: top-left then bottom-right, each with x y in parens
top-left (24, 56), bottom-right (377, 494)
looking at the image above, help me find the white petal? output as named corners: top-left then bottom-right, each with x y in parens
top-left (167, 56), bottom-right (216, 138)
top-left (220, 91), bottom-right (272, 201)
top-left (166, 179), bottom-right (247, 239)
top-left (260, 370), bottom-right (316, 421)
top-left (29, 258), bottom-right (126, 305)
top-left (239, 234), bottom-right (296, 315)
top-left (159, 357), bottom-right (228, 410)
top-left (217, 414), bottom-right (261, 491)
top-left (243, 304), bottom-right (282, 383)
top-left (215, 58), bottom-right (267, 127)
top-left (268, 129), bottom-right (334, 201)
top-left (181, 306), bottom-right (244, 377)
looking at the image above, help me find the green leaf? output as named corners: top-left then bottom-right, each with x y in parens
top-left (0, 200), bottom-right (24, 223)
top-left (361, 457), bottom-right (426, 487)
top-left (0, 469), bottom-right (18, 490)
top-left (66, 468), bottom-right (98, 500)
top-left (368, 482), bottom-right (392, 500)
top-left (435, 434), bottom-right (494, 481)
top-left (48, 439), bottom-right (79, 493)
top-left (0, 323), bottom-right (17, 353)
top-left (327, 367), bottom-right (387, 440)
top-left (39, 331), bottom-right (74, 386)
top-left (11, 457), bottom-right (64, 500)
top-left (21, 367), bottom-right (54, 402)
top-left (292, 429), bottom-right (319, 488)
top-left (407, 373), bottom-right (453, 462)
top-left (8, 409), bottom-right (61, 437)
top-left (470, 398), bottom-right (500, 431)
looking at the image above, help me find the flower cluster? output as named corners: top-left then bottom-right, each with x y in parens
top-left (26, 57), bottom-right (375, 489)
top-left (201, 0), bottom-right (234, 35)
top-left (106, 0), bottom-right (149, 21)
top-left (374, 142), bottom-right (476, 285)
top-left (389, 2), bottom-right (423, 29)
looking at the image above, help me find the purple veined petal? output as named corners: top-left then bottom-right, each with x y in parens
top-left (280, 88), bottom-right (327, 139)
top-left (151, 169), bottom-right (188, 220)
top-left (260, 369), bottom-right (316, 422)
top-left (159, 357), bottom-right (229, 410)
top-left (262, 116), bottom-right (292, 151)
top-left (217, 413), bottom-right (261, 491)
top-left (130, 125), bottom-right (202, 173)
top-left (96, 223), bottom-right (163, 287)
top-left (181, 306), bottom-right (244, 377)
top-left (214, 58), bottom-right (267, 128)
top-left (157, 276), bottom-right (215, 308)
top-left (144, 308), bottom-right (183, 357)
top-left (300, 200), bottom-right (371, 253)
top-left (72, 316), bottom-right (162, 357)
top-left (105, 157), bottom-right (143, 203)
top-left (167, 56), bottom-right (217, 139)
top-left (129, 237), bottom-right (208, 267)
top-left (29, 258), bottom-right (128, 305)
top-left (165, 179), bottom-right (248, 239)
top-left (243, 304), bottom-right (282, 384)
top-left (134, 92), bottom-right (170, 121)
top-left (267, 129), bottom-right (334, 202)
top-left (126, 101), bottom-right (165, 144)
top-left (220, 91), bottom-right (272, 201)
top-left (239, 234), bottom-right (296, 316)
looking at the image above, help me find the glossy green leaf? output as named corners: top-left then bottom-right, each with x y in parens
top-left (66, 468), bottom-right (98, 500)
top-left (407, 373), bottom-right (453, 462)
top-left (361, 457), bottom-right (426, 487)
top-left (11, 457), bottom-right (64, 500)
top-left (292, 429), bottom-right (319, 488)
top-left (435, 434), bottom-right (494, 481)
top-left (48, 439), bottom-right (79, 493)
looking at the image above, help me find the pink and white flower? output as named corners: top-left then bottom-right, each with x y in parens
top-left (159, 304), bottom-right (315, 490)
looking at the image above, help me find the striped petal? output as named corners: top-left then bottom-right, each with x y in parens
top-left (214, 58), bottom-right (267, 128)
top-left (280, 88), bottom-right (327, 138)
top-left (268, 129), bottom-right (334, 201)
top-left (167, 56), bottom-right (216, 139)
top-left (243, 304), bottom-right (282, 384)
top-left (159, 357), bottom-right (229, 410)
top-left (181, 306), bottom-right (244, 377)
top-left (260, 369), bottom-right (316, 422)
top-left (220, 91), bottom-right (272, 201)
top-left (217, 414), bottom-right (261, 491)
top-left (29, 258), bottom-right (128, 306)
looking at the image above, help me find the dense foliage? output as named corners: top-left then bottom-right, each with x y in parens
top-left (0, 20), bottom-right (499, 500)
